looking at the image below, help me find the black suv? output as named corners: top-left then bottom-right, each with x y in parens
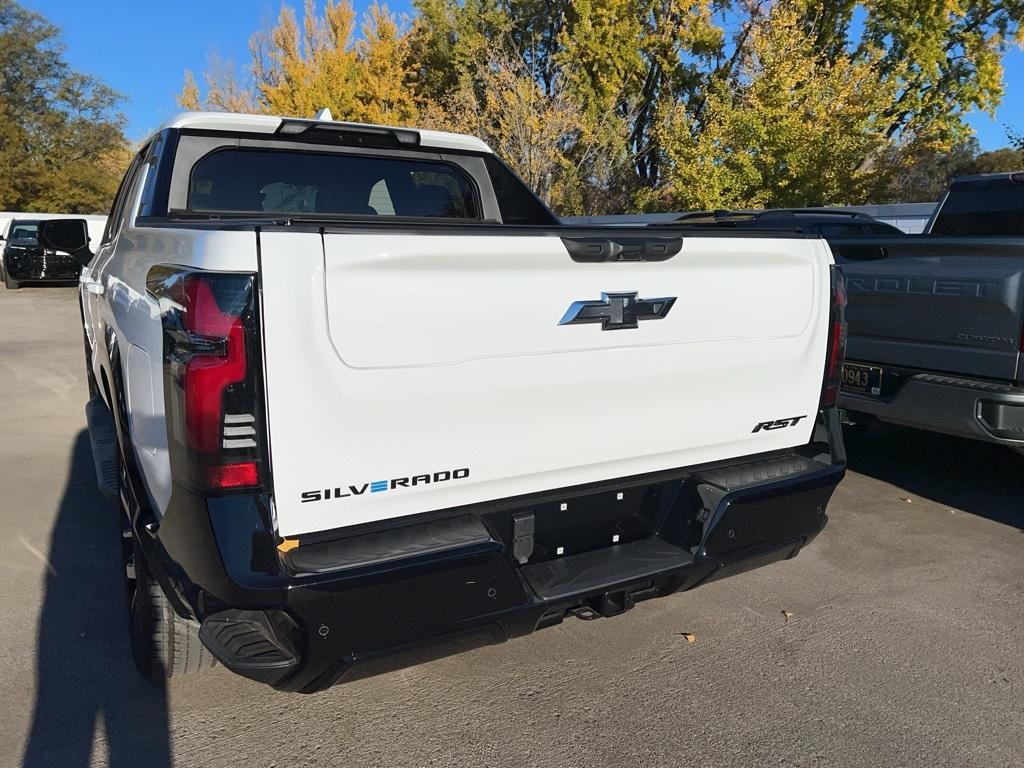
top-left (2, 219), bottom-right (84, 289)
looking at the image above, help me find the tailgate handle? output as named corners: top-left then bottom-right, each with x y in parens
top-left (561, 236), bottom-right (683, 263)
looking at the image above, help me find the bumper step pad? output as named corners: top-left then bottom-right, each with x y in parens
top-left (695, 454), bottom-right (821, 493)
top-left (522, 537), bottom-right (694, 602)
top-left (199, 610), bottom-right (301, 686)
top-left (694, 454), bottom-right (823, 518)
top-left (285, 514), bottom-right (495, 574)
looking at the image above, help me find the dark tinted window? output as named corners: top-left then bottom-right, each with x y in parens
top-left (188, 149), bottom-right (480, 219)
top-left (866, 223), bottom-right (903, 236)
top-left (138, 133), bottom-right (167, 218)
top-left (9, 222), bottom-right (39, 242)
top-left (817, 223), bottom-right (868, 238)
top-left (931, 178), bottom-right (1024, 236)
top-left (101, 149), bottom-right (146, 245)
top-left (484, 155), bottom-right (558, 225)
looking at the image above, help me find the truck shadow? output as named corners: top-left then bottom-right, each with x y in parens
top-left (844, 422), bottom-right (1024, 530)
top-left (21, 431), bottom-right (171, 768)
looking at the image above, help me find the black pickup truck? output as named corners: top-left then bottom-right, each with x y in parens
top-left (833, 172), bottom-right (1024, 455)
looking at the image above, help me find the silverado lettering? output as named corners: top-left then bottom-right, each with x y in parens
top-left (301, 468), bottom-right (470, 502)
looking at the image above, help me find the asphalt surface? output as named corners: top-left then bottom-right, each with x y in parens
top-left (1, 285), bottom-right (1022, 768)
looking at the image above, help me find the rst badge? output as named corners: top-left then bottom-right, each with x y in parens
top-left (559, 292), bottom-right (676, 331)
top-left (752, 416), bottom-right (807, 433)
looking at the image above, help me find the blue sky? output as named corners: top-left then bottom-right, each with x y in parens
top-left (24, 0), bottom-right (1024, 149)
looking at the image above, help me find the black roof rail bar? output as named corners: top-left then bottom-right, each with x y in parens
top-left (276, 118), bottom-right (421, 147)
top-left (755, 208), bottom-right (871, 219)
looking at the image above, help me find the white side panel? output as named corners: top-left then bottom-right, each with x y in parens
top-left (101, 227), bottom-right (260, 516)
top-left (259, 231), bottom-right (832, 537)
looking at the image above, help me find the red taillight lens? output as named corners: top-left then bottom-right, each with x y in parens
top-left (820, 267), bottom-right (848, 408)
top-left (182, 278), bottom-right (248, 455)
top-left (149, 267), bottom-right (264, 493)
top-left (206, 462), bottom-right (260, 489)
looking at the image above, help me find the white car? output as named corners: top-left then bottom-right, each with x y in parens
top-left (43, 111), bottom-right (847, 692)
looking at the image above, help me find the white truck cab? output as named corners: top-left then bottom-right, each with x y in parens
top-left (45, 112), bottom-right (846, 692)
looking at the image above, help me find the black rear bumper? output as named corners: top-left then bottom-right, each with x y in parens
top-left (145, 411), bottom-right (846, 693)
top-left (5, 252), bottom-right (80, 283)
top-left (840, 367), bottom-right (1024, 447)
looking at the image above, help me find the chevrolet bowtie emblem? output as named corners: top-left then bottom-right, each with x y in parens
top-left (558, 292), bottom-right (676, 331)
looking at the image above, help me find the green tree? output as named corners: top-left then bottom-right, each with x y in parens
top-left (419, 54), bottom-right (586, 206)
top-left (181, 0), bottom-right (1024, 213)
top-left (953, 146), bottom-right (1024, 175)
top-left (407, 0), bottom-right (1024, 210)
top-left (657, 3), bottom-right (901, 209)
top-left (0, 0), bottom-right (128, 213)
top-left (874, 139), bottom-right (980, 203)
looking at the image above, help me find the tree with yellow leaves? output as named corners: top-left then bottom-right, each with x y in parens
top-left (180, 1), bottom-right (417, 126)
top-left (179, 0), bottom-right (1024, 214)
top-left (656, 2), bottom-right (903, 209)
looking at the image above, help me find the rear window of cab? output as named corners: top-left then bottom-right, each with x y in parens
top-left (932, 178), bottom-right (1024, 236)
top-left (187, 148), bottom-right (481, 220)
top-left (7, 222), bottom-right (39, 242)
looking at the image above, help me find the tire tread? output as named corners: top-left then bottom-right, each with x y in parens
top-left (133, 568), bottom-right (216, 680)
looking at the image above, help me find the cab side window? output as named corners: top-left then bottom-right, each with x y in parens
top-left (100, 146), bottom-right (148, 246)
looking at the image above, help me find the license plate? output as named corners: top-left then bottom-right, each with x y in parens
top-left (841, 364), bottom-right (883, 396)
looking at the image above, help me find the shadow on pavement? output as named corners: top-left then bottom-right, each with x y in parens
top-left (844, 421), bottom-right (1024, 530)
top-left (21, 431), bottom-right (171, 768)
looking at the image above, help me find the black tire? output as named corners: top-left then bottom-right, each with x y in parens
top-left (1011, 446), bottom-right (1024, 460)
top-left (128, 544), bottom-right (217, 681)
top-left (3, 268), bottom-right (19, 289)
top-left (112, 371), bottom-right (215, 681)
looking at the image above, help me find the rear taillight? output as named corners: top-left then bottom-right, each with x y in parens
top-left (820, 266), bottom-right (848, 408)
top-left (148, 267), bottom-right (265, 493)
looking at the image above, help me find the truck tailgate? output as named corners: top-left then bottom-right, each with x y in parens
top-left (258, 228), bottom-right (832, 537)
top-left (835, 238), bottom-right (1024, 380)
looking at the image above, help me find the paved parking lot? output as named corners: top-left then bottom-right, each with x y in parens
top-left (1, 285), bottom-right (1022, 768)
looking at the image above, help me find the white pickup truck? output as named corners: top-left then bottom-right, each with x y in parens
top-left (42, 112), bottom-right (847, 692)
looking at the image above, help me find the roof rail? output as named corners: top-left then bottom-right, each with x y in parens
top-left (673, 207), bottom-right (872, 223)
top-left (755, 208), bottom-right (870, 219)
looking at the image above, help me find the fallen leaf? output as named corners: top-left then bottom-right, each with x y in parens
top-left (900, 497), bottom-right (913, 503)
top-left (781, 611), bottom-right (793, 622)
top-left (677, 632), bottom-right (697, 644)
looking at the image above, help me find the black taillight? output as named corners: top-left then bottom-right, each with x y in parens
top-left (820, 266), bottom-right (848, 408)
top-left (148, 266), bottom-right (265, 493)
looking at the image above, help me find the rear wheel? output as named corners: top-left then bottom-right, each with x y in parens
top-left (1011, 446), bottom-right (1024, 460)
top-left (3, 267), bottom-right (19, 289)
top-left (127, 544), bottom-right (216, 680)
top-left (113, 384), bottom-right (215, 681)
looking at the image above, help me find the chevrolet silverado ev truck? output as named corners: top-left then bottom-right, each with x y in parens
top-left (48, 112), bottom-right (846, 693)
